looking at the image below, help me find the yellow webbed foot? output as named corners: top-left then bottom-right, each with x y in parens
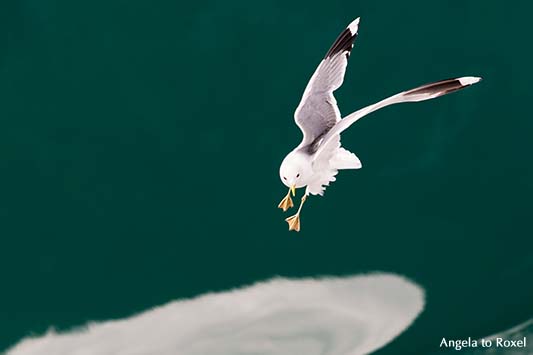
top-left (278, 194), bottom-right (294, 212)
top-left (285, 214), bottom-right (301, 232)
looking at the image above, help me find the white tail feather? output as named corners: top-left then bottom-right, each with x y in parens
top-left (331, 148), bottom-right (362, 170)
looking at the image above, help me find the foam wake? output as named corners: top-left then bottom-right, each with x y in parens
top-left (7, 273), bottom-right (424, 355)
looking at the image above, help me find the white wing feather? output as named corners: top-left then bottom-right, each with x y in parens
top-left (313, 76), bottom-right (482, 159)
top-left (294, 18), bottom-right (360, 151)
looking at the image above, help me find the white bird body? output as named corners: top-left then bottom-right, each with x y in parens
top-left (281, 136), bottom-right (361, 196)
top-left (278, 17), bottom-right (481, 231)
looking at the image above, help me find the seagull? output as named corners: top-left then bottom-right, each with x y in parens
top-left (278, 17), bottom-right (481, 232)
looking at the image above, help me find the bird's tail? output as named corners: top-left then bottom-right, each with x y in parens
top-left (331, 147), bottom-right (362, 170)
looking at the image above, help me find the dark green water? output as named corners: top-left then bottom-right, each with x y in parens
top-left (0, 0), bottom-right (531, 353)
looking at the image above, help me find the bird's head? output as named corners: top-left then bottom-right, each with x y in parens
top-left (279, 151), bottom-right (313, 193)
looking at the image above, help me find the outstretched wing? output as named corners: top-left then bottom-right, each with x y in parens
top-left (294, 18), bottom-right (360, 153)
top-left (313, 76), bottom-right (483, 159)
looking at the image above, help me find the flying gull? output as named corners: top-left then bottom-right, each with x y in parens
top-left (278, 17), bottom-right (481, 231)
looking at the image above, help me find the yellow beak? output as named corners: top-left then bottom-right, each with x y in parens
top-left (290, 185), bottom-right (296, 196)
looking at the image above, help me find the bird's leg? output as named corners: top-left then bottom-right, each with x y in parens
top-left (285, 195), bottom-right (307, 232)
top-left (278, 188), bottom-right (294, 212)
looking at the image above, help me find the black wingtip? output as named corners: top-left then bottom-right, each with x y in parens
top-left (324, 18), bottom-right (360, 59)
top-left (402, 76), bottom-right (482, 100)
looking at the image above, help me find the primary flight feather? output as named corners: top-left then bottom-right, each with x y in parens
top-left (278, 18), bottom-right (481, 232)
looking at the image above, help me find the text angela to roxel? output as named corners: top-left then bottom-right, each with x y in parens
top-left (440, 337), bottom-right (527, 351)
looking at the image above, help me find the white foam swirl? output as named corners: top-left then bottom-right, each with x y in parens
top-left (8, 274), bottom-right (425, 355)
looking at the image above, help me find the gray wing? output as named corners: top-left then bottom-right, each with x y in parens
top-left (294, 18), bottom-right (360, 153)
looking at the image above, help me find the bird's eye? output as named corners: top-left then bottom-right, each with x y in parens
top-left (283, 176), bottom-right (287, 180)
top-left (296, 173), bottom-right (300, 178)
